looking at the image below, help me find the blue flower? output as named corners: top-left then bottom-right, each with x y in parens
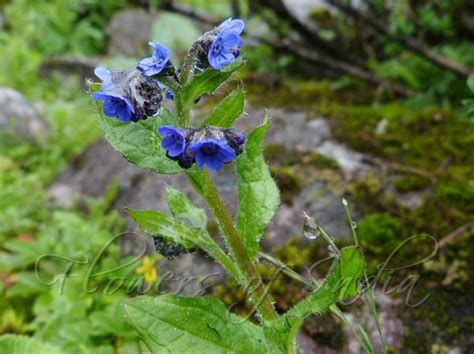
top-left (158, 126), bottom-right (186, 157)
top-left (93, 67), bottom-right (114, 90)
top-left (137, 41), bottom-right (171, 76)
top-left (92, 91), bottom-right (134, 123)
top-left (189, 138), bottom-right (236, 172)
top-left (208, 18), bottom-right (244, 70)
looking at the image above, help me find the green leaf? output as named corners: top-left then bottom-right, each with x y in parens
top-left (201, 86), bottom-right (245, 128)
top-left (0, 334), bottom-right (63, 354)
top-left (165, 186), bottom-right (207, 230)
top-left (98, 107), bottom-right (182, 175)
top-left (125, 295), bottom-right (268, 354)
top-left (236, 118), bottom-right (280, 259)
top-left (264, 247), bottom-right (365, 353)
top-left (180, 62), bottom-right (243, 109)
top-left (467, 74), bottom-right (474, 93)
top-left (164, 186), bottom-right (242, 281)
top-left (126, 209), bottom-right (197, 249)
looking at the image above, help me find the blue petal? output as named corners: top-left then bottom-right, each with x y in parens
top-left (221, 32), bottom-right (243, 50)
top-left (150, 41), bottom-right (171, 62)
top-left (102, 99), bottom-right (118, 117)
top-left (135, 41), bottom-right (171, 76)
top-left (226, 19), bottom-right (245, 34)
top-left (208, 52), bottom-right (222, 70)
top-left (195, 151), bottom-right (207, 170)
top-left (137, 57), bottom-right (161, 76)
top-left (218, 18), bottom-right (233, 31)
top-left (158, 126), bottom-right (182, 136)
top-left (217, 145), bottom-right (236, 162)
top-left (94, 67), bottom-right (110, 80)
top-left (158, 126), bottom-right (186, 157)
top-left (116, 105), bottom-right (132, 123)
top-left (207, 157), bottom-right (222, 172)
top-left (94, 67), bottom-right (113, 91)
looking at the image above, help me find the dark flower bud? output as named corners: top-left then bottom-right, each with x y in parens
top-left (128, 73), bottom-right (162, 120)
top-left (153, 236), bottom-right (195, 260)
top-left (223, 128), bottom-right (246, 155)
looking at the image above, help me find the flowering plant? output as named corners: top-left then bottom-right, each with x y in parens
top-left (91, 19), bottom-right (376, 354)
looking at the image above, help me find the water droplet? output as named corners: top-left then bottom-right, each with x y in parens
top-left (303, 211), bottom-right (321, 240)
top-left (304, 228), bottom-right (320, 240)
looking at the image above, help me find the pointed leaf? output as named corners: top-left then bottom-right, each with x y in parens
top-left (126, 209), bottom-right (197, 249)
top-left (98, 106), bottom-right (182, 175)
top-left (125, 295), bottom-right (268, 354)
top-left (201, 86), bottom-right (245, 128)
top-left (264, 247), bottom-right (365, 353)
top-left (180, 62), bottom-right (243, 109)
top-left (165, 186), bottom-right (207, 230)
top-left (236, 118), bottom-right (280, 259)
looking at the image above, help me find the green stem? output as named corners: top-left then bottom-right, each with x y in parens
top-left (198, 234), bottom-right (243, 283)
top-left (175, 93), bottom-right (190, 126)
top-left (343, 199), bottom-right (385, 353)
top-left (188, 170), bottom-right (278, 322)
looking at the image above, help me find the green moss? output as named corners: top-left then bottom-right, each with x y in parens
top-left (436, 181), bottom-right (474, 207)
top-left (358, 213), bottom-right (400, 249)
top-left (392, 174), bottom-right (431, 192)
top-left (245, 78), bottom-right (373, 108)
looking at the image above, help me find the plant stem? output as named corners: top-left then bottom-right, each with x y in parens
top-left (175, 93), bottom-right (190, 126)
top-left (198, 234), bottom-right (242, 283)
top-left (190, 170), bottom-right (278, 321)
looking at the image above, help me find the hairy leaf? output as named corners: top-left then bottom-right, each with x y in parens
top-left (236, 118), bottom-right (280, 259)
top-left (98, 107), bottom-right (182, 175)
top-left (126, 209), bottom-right (197, 249)
top-left (264, 247), bottom-right (365, 353)
top-left (201, 86), bottom-right (245, 128)
top-left (164, 186), bottom-right (242, 281)
top-left (180, 62), bottom-right (243, 109)
top-left (125, 295), bottom-right (268, 354)
top-left (165, 186), bottom-right (206, 230)
top-left (0, 335), bottom-right (63, 354)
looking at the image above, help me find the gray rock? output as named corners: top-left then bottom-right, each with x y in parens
top-left (237, 106), bottom-right (373, 178)
top-left (106, 9), bottom-right (155, 57)
top-left (0, 87), bottom-right (48, 140)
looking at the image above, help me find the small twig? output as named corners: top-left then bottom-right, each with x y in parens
top-left (438, 222), bottom-right (474, 249)
top-left (325, 0), bottom-right (473, 77)
top-left (362, 155), bottom-right (437, 183)
top-left (252, 35), bottom-right (417, 97)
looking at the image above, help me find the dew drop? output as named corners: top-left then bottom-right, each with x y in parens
top-left (304, 228), bottom-right (320, 240)
top-left (303, 212), bottom-right (321, 240)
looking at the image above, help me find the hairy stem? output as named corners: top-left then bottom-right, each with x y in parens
top-left (188, 170), bottom-right (278, 321)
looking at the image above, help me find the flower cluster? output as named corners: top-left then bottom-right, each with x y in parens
top-left (189, 18), bottom-right (245, 72)
top-left (92, 67), bottom-right (162, 123)
top-left (92, 18), bottom-right (246, 172)
top-left (158, 126), bottom-right (245, 172)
